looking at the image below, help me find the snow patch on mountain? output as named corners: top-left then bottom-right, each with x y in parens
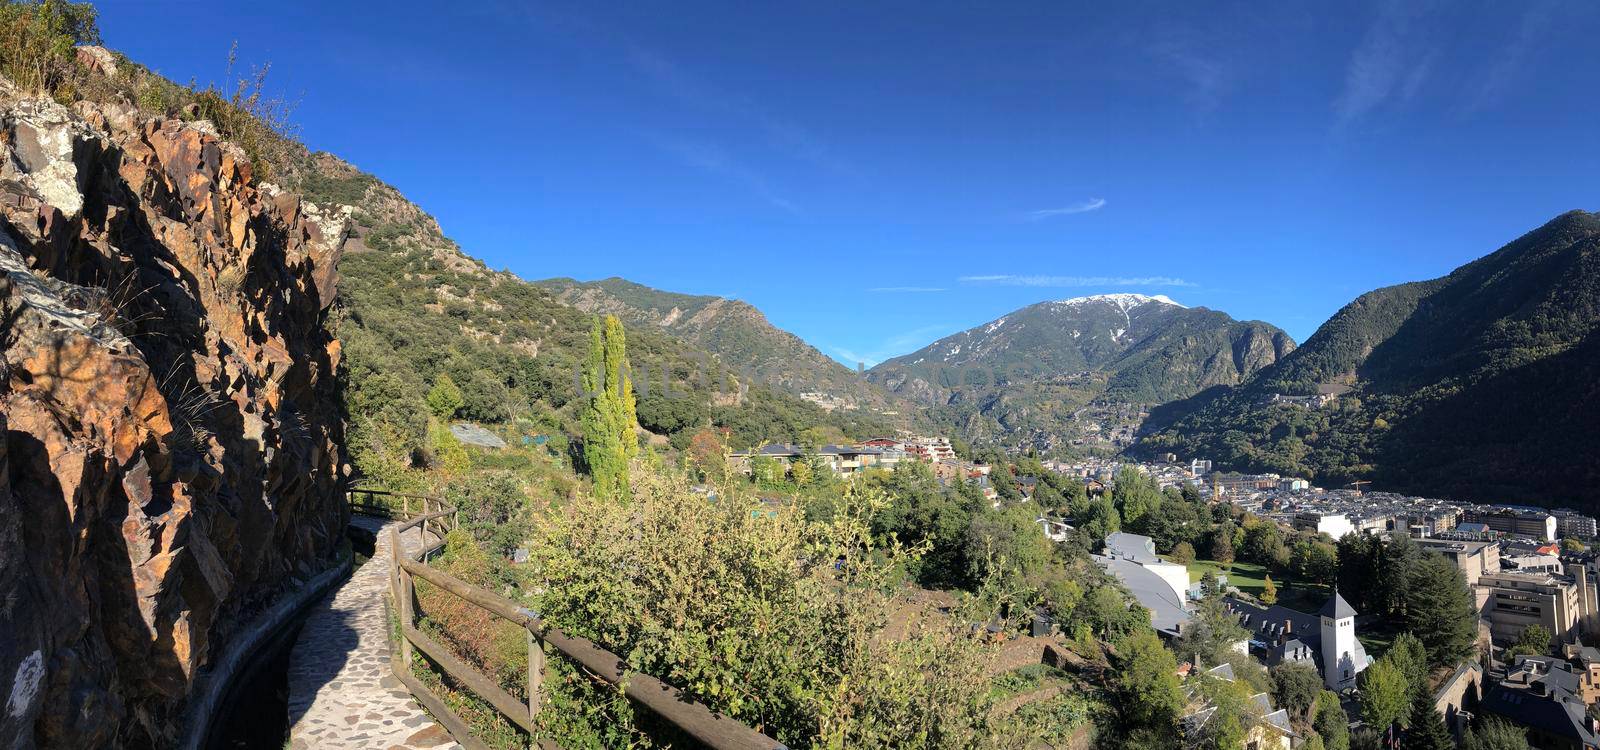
top-left (1055, 293), bottom-right (1185, 311)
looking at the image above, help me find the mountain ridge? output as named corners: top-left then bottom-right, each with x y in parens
top-left (867, 294), bottom-right (1294, 450)
top-left (1139, 209), bottom-right (1600, 506)
top-left (533, 276), bottom-right (893, 410)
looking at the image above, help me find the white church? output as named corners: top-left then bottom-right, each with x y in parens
top-left (1226, 589), bottom-right (1372, 691)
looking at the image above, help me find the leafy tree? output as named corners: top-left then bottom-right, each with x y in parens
top-left (1401, 689), bottom-right (1452, 750)
top-left (1177, 591), bottom-right (1251, 668)
top-left (1292, 537), bottom-right (1340, 586)
top-left (426, 373), bottom-right (465, 418)
top-left (0, 0), bottom-right (101, 96)
top-left (579, 315), bottom-right (639, 499)
top-left (789, 456), bottom-right (815, 487)
top-left (524, 466), bottom-right (997, 748)
top-left (1271, 662), bottom-right (1323, 721)
top-left (457, 370), bottom-right (513, 422)
top-left (864, 461), bottom-right (975, 587)
top-left (1262, 575), bottom-right (1279, 605)
top-left (1168, 541), bottom-right (1196, 565)
top-left (1142, 491), bottom-right (1200, 551)
top-left (685, 427), bottom-right (726, 480)
top-left (1113, 468), bottom-right (1162, 530)
top-left (636, 390), bottom-right (707, 435)
top-left (1041, 577), bottom-right (1085, 625)
top-left (1314, 690), bottom-right (1351, 750)
top-left (426, 420), bottom-right (469, 475)
top-left (965, 502), bottom-right (1053, 589)
top-left (1359, 659), bottom-right (1410, 732)
top-left (1508, 623), bottom-right (1551, 659)
top-left (1463, 718), bottom-right (1530, 750)
top-left (1191, 672), bottom-right (1258, 750)
top-left (444, 471), bottom-right (530, 561)
top-left (1083, 584), bottom-right (1149, 640)
top-left (1080, 493), bottom-right (1121, 541)
top-left (1241, 520), bottom-right (1289, 569)
top-left (1110, 630), bottom-right (1183, 743)
top-left (1387, 632), bottom-right (1429, 695)
top-left (1202, 708), bottom-right (1248, 750)
top-left (1211, 523), bottom-right (1236, 565)
top-left (749, 454), bottom-right (787, 487)
top-left (1405, 553), bottom-right (1477, 666)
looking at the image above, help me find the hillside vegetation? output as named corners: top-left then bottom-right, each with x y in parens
top-left (537, 276), bottom-right (896, 410)
top-left (870, 294), bottom-right (1294, 452)
top-left (1140, 210), bottom-right (1600, 506)
top-left (322, 162), bottom-right (897, 486)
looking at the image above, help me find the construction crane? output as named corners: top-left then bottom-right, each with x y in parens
top-left (1347, 480), bottom-right (1371, 496)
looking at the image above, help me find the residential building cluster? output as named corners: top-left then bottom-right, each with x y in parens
top-left (1075, 455), bottom-right (1600, 748)
top-left (727, 435), bottom-right (1004, 500)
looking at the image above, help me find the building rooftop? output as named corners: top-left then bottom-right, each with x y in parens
top-left (1093, 553), bottom-right (1189, 636)
top-left (1319, 591), bottom-right (1358, 620)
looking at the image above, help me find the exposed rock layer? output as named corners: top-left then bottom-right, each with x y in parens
top-left (0, 81), bottom-right (347, 749)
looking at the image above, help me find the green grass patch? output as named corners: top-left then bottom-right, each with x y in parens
top-left (1357, 629), bottom-right (1397, 661)
top-left (988, 663), bottom-right (1070, 701)
top-left (1187, 559), bottom-right (1269, 591)
top-left (1186, 559), bottom-right (1330, 612)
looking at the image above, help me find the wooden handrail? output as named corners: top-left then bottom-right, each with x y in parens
top-left (357, 491), bottom-right (786, 750)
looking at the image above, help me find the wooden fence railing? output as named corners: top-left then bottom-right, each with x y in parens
top-left (350, 489), bottom-right (787, 750)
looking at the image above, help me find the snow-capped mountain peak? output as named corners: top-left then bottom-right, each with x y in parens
top-left (1055, 293), bottom-right (1186, 311)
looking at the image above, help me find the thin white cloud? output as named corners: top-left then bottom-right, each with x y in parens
top-left (505, 6), bottom-right (847, 210)
top-left (1148, 38), bottom-right (1230, 115)
top-left (1334, 0), bottom-right (1439, 126)
top-left (1465, 2), bottom-right (1558, 113)
top-left (1027, 198), bottom-right (1107, 221)
top-left (644, 133), bottom-right (800, 214)
top-left (959, 275), bottom-right (1196, 288)
top-left (867, 286), bottom-right (945, 293)
top-left (623, 44), bottom-right (859, 177)
top-left (830, 323), bottom-right (956, 368)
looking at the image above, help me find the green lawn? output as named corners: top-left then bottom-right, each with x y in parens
top-left (1358, 629), bottom-right (1396, 661)
top-left (1183, 558), bottom-right (1331, 612)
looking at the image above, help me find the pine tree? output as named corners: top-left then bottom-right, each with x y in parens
top-left (1401, 689), bottom-right (1452, 750)
top-left (1464, 718), bottom-right (1531, 750)
top-left (1405, 553), bottom-right (1477, 666)
top-left (426, 373), bottom-right (465, 418)
top-left (1262, 575), bottom-right (1278, 605)
top-left (580, 315), bottom-right (639, 499)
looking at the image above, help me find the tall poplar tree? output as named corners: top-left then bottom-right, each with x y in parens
top-left (581, 315), bottom-right (639, 499)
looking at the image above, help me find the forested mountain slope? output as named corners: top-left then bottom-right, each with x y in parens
top-left (304, 160), bottom-right (895, 462)
top-left (536, 276), bottom-right (893, 410)
top-left (1139, 210), bottom-right (1600, 506)
top-left (868, 294), bottom-right (1293, 450)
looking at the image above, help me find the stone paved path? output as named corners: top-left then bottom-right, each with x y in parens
top-left (287, 516), bottom-right (461, 749)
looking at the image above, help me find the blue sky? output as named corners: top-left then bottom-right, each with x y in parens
top-left (98, 1), bottom-right (1600, 366)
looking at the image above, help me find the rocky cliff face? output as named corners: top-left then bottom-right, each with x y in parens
top-left (0, 80), bottom-right (348, 748)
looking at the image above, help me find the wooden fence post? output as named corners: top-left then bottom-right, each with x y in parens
top-left (394, 531), bottom-right (414, 670)
top-left (528, 629), bottom-right (545, 723)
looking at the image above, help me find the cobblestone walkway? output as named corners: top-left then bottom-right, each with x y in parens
top-left (287, 516), bottom-right (460, 749)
